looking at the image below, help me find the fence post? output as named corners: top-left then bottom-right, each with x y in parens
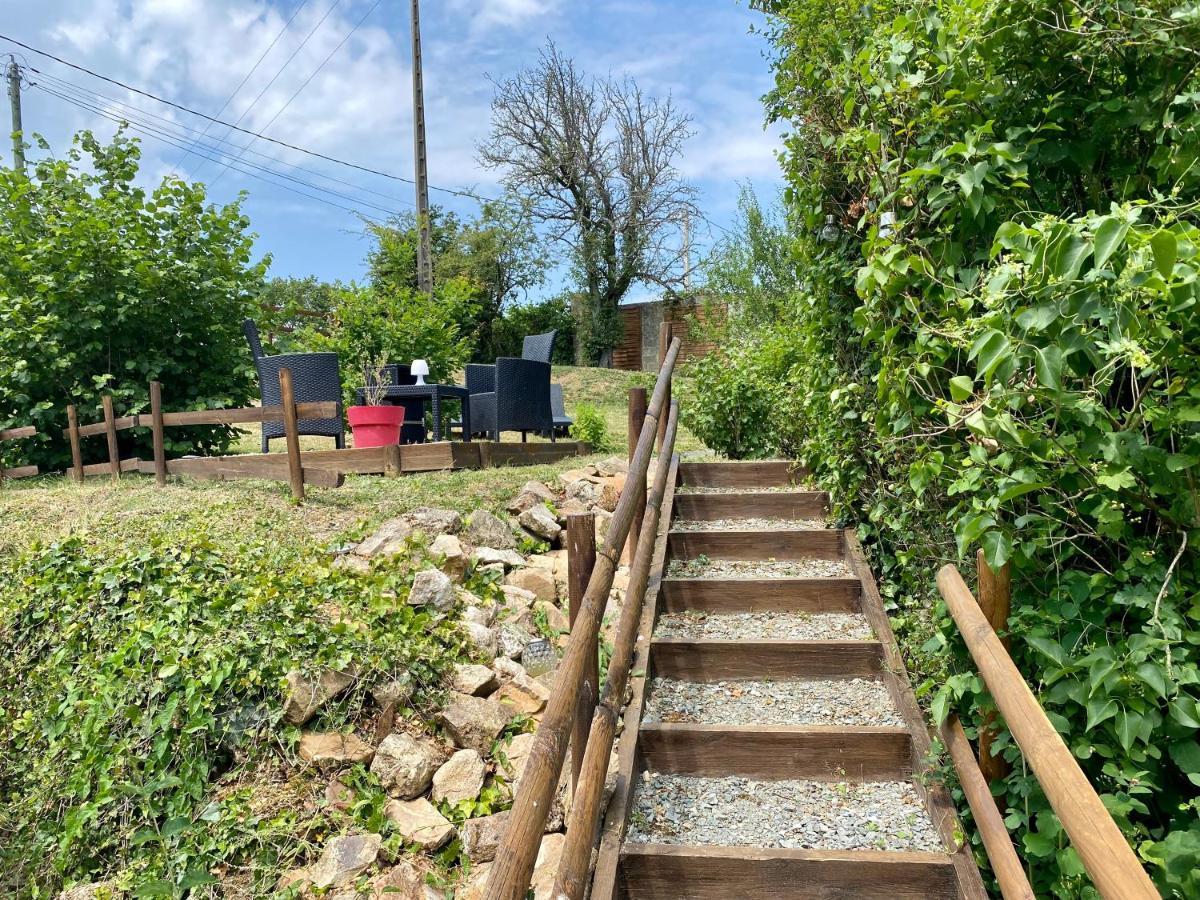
top-left (976, 548), bottom-right (1012, 783)
top-left (150, 381), bottom-right (167, 486)
top-left (567, 512), bottom-right (598, 791)
top-left (626, 387), bottom-right (647, 565)
top-left (101, 395), bottom-right (120, 482)
top-left (66, 405), bottom-right (83, 482)
top-left (278, 368), bottom-right (305, 501)
top-left (657, 321), bottom-right (671, 451)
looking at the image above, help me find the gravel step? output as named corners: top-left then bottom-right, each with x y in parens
top-left (667, 558), bottom-right (852, 579)
top-left (655, 611), bottom-right (872, 641)
top-left (675, 485), bottom-right (817, 495)
top-left (642, 678), bottom-right (903, 727)
top-left (627, 773), bottom-right (942, 853)
top-left (672, 517), bottom-right (829, 531)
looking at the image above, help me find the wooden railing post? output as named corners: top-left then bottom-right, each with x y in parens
top-left (66, 405), bottom-right (83, 482)
top-left (567, 512), bottom-right (597, 791)
top-left (626, 387), bottom-right (647, 565)
top-left (976, 549), bottom-right (1012, 783)
top-left (150, 381), bottom-right (167, 486)
top-left (278, 368), bottom-right (305, 501)
top-left (101, 395), bottom-right (120, 482)
top-left (657, 322), bottom-right (671, 451)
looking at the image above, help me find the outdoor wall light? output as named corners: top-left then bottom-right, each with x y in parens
top-left (411, 359), bottom-right (430, 385)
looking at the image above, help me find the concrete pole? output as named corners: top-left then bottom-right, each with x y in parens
top-left (410, 0), bottom-right (434, 293)
top-left (7, 59), bottom-right (25, 173)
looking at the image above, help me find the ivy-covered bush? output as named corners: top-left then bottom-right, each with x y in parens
top-left (0, 132), bottom-right (267, 470)
top-left (681, 0), bottom-right (1200, 894)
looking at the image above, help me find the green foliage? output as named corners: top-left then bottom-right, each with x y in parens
top-left (0, 131), bottom-right (267, 470)
top-left (571, 402), bottom-right (613, 452)
top-left (491, 294), bottom-right (577, 364)
top-left (255, 276), bottom-right (343, 353)
top-left (0, 532), bottom-right (464, 896)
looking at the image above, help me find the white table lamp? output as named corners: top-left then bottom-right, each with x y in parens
top-left (411, 359), bottom-right (429, 386)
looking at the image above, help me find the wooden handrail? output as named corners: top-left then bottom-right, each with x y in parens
top-left (937, 565), bottom-right (1158, 899)
top-left (484, 337), bottom-right (682, 900)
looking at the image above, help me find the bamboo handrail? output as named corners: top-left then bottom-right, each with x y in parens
top-left (554, 403), bottom-right (679, 899)
top-left (483, 337), bottom-right (682, 900)
top-left (937, 565), bottom-right (1158, 899)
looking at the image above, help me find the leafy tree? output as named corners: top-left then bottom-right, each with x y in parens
top-left (256, 275), bottom-right (342, 352)
top-left (491, 294), bottom-right (576, 364)
top-left (0, 131), bottom-right (267, 470)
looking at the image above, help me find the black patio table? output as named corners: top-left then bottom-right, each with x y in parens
top-left (354, 383), bottom-right (471, 443)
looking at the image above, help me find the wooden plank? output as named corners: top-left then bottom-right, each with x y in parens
top-left (677, 461), bottom-right (807, 488)
top-left (399, 442), bottom-right (456, 472)
top-left (649, 639), bottom-right (884, 680)
top-left (80, 458), bottom-right (140, 477)
top-left (673, 491), bottom-right (829, 521)
top-left (619, 844), bottom-right (960, 900)
top-left (0, 464), bottom-right (39, 480)
top-left (667, 529), bottom-right (843, 561)
top-left (151, 457), bottom-right (343, 488)
top-left (451, 442), bottom-right (481, 469)
top-left (481, 442), bottom-right (587, 467)
top-left (69, 415), bottom-right (140, 438)
top-left (0, 425), bottom-right (36, 441)
top-left (660, 577), bottom-right (861, 614)
top-left (638, 723), bottom-right (913, 781)
top-left (157, 401), bottom-right (337, 427)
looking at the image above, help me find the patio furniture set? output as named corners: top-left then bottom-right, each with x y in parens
top-left (242, 320), bottom-right (573, 449)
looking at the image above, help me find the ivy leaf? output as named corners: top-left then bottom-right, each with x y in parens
top-left (1116, 709), bottom-right (1141, 751)
top-left (980, 530), bottom-right (1012, 568)
top-left (969, 329), bottom-right (1010, 380)
top-left (1086, 697), bottom-right (1118, 730)
top-left (1027, 636), bottom-right (1068, 666)
top-left (949, 375), bottom-right (974, 402)
top-left (1150, 229), bottom-right (1177, 279)
top-left (1034, 345), bottom-right (1064, 391)
top-left (1093, 217), bottom-right (1128, 269)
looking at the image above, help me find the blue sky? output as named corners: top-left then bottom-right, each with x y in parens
top-left (2, 0), bottom-right (783, 299)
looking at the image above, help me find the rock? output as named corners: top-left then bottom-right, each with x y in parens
top-left (299, 732), bottom-right (375, 770)
top-left (505, 568), bottom-right (556, 603)
top-left (460, 810), bottom-right (510, 863)
top-left (491, 657), bottom-right (528, 683)
top-left (57, 883), bottom-right (119, 900)
top-left (598, 480), bottom-right (621, 512)
top-left (499, 732), bottom-right (536, 785)
top-left (530, 833), bottom-right (566, 899)
top-left (384, 797), bottom-right (455, 850)
top-left (356, 519), bottom-right (414, 558)
top-left (432, 749), bottom-right (486, 804)
top-left (465, 510), bottom-right (516, 549)
top-left (457, 862), bottom-right (493, 900)
top-left (463, 622), bottom-right (498, 657)
top-left (506, 480), bottom-right (557, 514)
top-left (556, 498), bottom-right (589, 517)
top-left (524, 553), bottom-right (557, 572)
top-left (594, 510), bottom-right (613, 545)
top-left (518, 505), bottom-right (562, 542)
top-left (453, 663), bottom-right (498, 696)
top-left (497, 622), bottom-right (535, 660)
top-left (472, 547), bottom-right (525, 568)
top-left (595, 456), bottom-right (628, 476)
top-left (371, 673), bottom-right (413, 707)
top-left (463, 604), bottom-right (494, 627)
top-left (283, 669), bottom-right (355, 726)
top-left (492, 679), bottom-right (548, 715)
top-left (408, 568), bottom-right (454, 613)
top-left (309, 832), bottom-right (382, 889)
top-left (333, 553), bottom-right (371, 574)
top-left (325, 776), bottom-right (355, 811)
top-left (370, 732), bottom-right (442, 799)
top-left (430, 534), bottom-right (466, 580)
top-left (564, 479), bottom-right (599, 503)
top-left (406, 507), bottom-right (463, 536)
top-left (530, 600), bottom-right (569, 635)
top-left (367, 860), bottom-right (443, 900)
top-left (476, 562), bottom-right (506, 578)
top-left (499, 584), bottom-right (536, 613)
top-left (440, 693), bottom-right (510, 754)
top-left (558, 468), bottom-right (599, 488)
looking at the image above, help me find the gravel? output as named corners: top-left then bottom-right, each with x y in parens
top-left (643, 677), bottom-right (902, 726)
top-left (672, 517), bottom-right (829, 531)
top-left (627, 773), bottom-right (942, 852)
top-left (667, 558), bottom-right (852, 579)
top-left (655, 611), bottom-right (873, 641)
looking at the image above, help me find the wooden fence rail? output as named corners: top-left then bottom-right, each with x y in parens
top-left (936, 564), bottom-right (1158, 900)
top-left (483, 336), bottom-right (682, 900)
top-left (0, 424), bottom-right (39, 482)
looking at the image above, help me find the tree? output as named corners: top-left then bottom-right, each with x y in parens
top-left (257, 275), bottom-right (343, 352)
top-left (479, 42), bottom-right (698, 365)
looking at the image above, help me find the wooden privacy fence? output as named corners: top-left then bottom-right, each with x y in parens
top-left (484, 335), bottom-right (682, 900)
top-left (0, 425), bottom-right (39, 482)
top-left (936, 561), bottom-right (1159, 900)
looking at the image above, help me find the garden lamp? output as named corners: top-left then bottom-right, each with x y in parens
top-left (411, 359), bottom-right (429, 386)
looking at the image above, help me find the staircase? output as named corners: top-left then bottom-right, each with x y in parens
top-left (594, 460), bottom-right (986, 900)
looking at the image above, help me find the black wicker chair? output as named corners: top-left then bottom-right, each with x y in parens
top-left (457, 333), bottom-right (556, 438)
top-left (550, 383), bottom-right (573, 437)
top-left (366, 363), bottom-right (427, 444)
top-left (521, 330), bottom-right (558, 364)
top-left (243, 319), bottom-right (345, 452)
top-left (471, 358), bottom-right (554, 442)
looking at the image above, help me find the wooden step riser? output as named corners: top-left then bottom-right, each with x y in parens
top-left (638, 724), bottom-right (914, 781)
top-left (650, 639), bottom-right (884, 680)
top-left (620, 846), bottom-right (960, 900)
top-left (673, 491), bottom-right (829, 521)
top-left (667, 530), bottom-right (843, 561)
top-left (678, 461), bottom-right (805, 489)
top-left (660, 577), bottom-right (861, 613)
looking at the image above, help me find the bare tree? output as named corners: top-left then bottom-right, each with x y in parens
top-left (479, 42), bottom-right (698, 365)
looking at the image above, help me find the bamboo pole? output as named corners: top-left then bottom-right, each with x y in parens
top-left (976, 549), bottom-right (1012, 783)
top-left (66, 405), bottom-right (83, 482)
top-left (484, 338), bottom-right (681, 900)
top-left (150, 381), bottom-right (167, 486)
top-left (278, 368), bottom-right (305, 501)
top-left (567, 512), bottom-right (598, 791)
top-left (626, 387), bottom-right (647, 566)
top-left (937, 565), bottom-right (1158, 899)
top-left (940, 715), bottom-right (1033, 900)
top-left (101, 395), bottom-right (120, 482)
top-left (554, 402), bottom-right (679, 899)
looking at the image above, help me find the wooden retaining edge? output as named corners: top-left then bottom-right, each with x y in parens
top-left (136, 458), bottom-right (344, 488)
top-left (650, 638), bottom-right (884, 680)
top-left (0, 464), bottom-right (39, 480)
top-left (619, 844), bottom-right (961, 900)
top-left (660, 576), bottom-right (862, 613)
top-left (666, 528), bottom-right (844, 561)
top-left (677, 460), bottom-right (808, 488)
top-left (843, 530), bottom-right (987, 899)
top-left (673, 490), bottom-right (830, 520)
top-left (0, 425), bottom-right (37, 441)
top-left (81, 458), bottom-right (140, 477)
top-left (638, 723), bottom-right (914, 781)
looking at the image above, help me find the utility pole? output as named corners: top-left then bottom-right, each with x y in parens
top-left (409, 0), bottom-right (434, 294)
top-left (7, 58), bottom-right (25, 173)
top-left (681, 210), bottom-right (692, 291)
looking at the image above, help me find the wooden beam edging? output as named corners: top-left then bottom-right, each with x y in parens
top-left (939, 715), bottom-right (1034, 900)
top-left (937, 565), bottom-right (1159, 899)
top-left (484, 337), bottom-right (681, 900)
top-left (0, 425), bottom-right (36, 441)
top-left (844, 532), bottom-right (987, 900)
top-left (554, 402), bottom-right (679, 899)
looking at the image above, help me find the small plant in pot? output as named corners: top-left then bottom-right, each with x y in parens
top-left (347, 356), bottom-right (406, 448)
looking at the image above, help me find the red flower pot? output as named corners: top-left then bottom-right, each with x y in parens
top-left (348, 405), bottom-right (405, 448)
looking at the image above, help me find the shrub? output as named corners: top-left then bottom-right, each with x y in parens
top-left (490, 294), bottom-right (576, 364)
top-left (571, 402), bottom-right (612, 452)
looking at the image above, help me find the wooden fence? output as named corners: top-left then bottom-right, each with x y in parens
top-left (0, 425), bottom-right (39, 482)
